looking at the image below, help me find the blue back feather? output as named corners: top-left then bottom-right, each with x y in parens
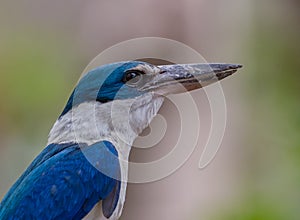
top-left (0, 141), bottom-right (121, 219)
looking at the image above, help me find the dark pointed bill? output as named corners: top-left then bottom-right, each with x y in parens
top-left (140, 63), bottom-right (242, 95)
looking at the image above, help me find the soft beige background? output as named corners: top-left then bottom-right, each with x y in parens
top-left (0, 0), bottom-right (299, 219)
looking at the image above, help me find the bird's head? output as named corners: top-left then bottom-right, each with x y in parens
top-left (61, 61), bottom-right (242, 117)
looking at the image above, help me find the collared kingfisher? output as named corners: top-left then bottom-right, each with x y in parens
top-left (0, 61), bottom-right (242, 219)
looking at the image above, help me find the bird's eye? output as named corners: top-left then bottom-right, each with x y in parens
top-left (123, 70), bottom-right (143, 85)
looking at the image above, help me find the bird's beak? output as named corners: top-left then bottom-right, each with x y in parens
top-left (140, 63), bottom-right (242, 95)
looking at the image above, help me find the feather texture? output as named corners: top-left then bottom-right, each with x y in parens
top-left (0, 141), bottom-right (120, 220)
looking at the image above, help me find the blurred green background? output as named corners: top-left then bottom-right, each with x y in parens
top-left (0, 0), bottom-right (299, 219)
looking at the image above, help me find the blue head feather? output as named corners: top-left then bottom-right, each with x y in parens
top-left (60, 61), bottom-right (147, 117)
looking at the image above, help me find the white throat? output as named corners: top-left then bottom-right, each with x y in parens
top-left (48, 93), bottom-right (164, 149)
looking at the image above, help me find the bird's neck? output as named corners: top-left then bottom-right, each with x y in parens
top-left (48, 93), bottom-right (164, 157)
top-left (48, 94), bottom-right (164, 220)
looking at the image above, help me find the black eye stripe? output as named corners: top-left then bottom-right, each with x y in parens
top-left (123, 70), bottom-right (145, 82)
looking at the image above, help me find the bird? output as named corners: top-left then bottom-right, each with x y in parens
top-left (0, 60), bottom-right (242, 220)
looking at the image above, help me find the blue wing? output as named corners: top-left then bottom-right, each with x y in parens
top-left (0, 141), bottom-right (121, 220)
